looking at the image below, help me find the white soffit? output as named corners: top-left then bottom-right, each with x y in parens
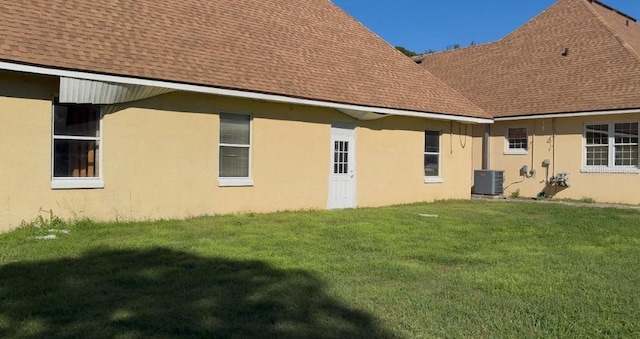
top-left (59, 77), bottom-right (174, 104)
top-left (338, 109), bottom-right (387, 120)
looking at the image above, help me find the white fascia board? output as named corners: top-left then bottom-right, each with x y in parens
top-left (495, 109), bottom-right (640, 121)
top-left (0, 61), bottom-right (493, 124)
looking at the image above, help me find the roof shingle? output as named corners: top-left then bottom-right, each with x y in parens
top-left (0, 0), bottom-right (488, 119)
top-left (419, 0), bottom-right (640, 118)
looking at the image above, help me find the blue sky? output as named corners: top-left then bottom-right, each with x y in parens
top-left (332, 0), bottom-right (640, 53)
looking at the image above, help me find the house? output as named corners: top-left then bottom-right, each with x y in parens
top-left (0, 0), bottom-right (491, 231)
top-left (417, 0), bottom-right (640, 204)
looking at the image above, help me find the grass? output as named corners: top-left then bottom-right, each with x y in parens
top-left (1, 200), bottom-right (639, 338)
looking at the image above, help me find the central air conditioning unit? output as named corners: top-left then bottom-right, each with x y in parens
top-left (473, 170), bottom-right (504, 196)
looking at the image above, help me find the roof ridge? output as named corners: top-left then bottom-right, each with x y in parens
top-left (579, 0), bottom-right (640, 65)
top-left (500, 0), bottom-right (565, 42)
top-left (586, 0), bottom-right (636, 22)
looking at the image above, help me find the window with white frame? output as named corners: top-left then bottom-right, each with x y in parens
top-left (52, 101), bottom-right (103, 189)
top-left (506, 127), bottom-right (528, 153)
top-left (219, 113), bottom-right (253, 186)
top-left (424, 130), bottom-right (441, 181)
top-left (585, 122), bottom-right (638, 170)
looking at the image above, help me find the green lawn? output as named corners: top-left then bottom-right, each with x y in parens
top-left (1, 200), bottom-right (639, 338)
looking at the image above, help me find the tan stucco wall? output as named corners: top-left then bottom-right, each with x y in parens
top-left (475, 116), bottom-right (640, 204)
top-left (357, 119), bottom-right (474, 206)
top-left (103, 92), bottom-right (342, 220)
top-left (0, 71), bottom-right (474, 231)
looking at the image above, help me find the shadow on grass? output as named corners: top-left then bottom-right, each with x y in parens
top-left (0, 248), bottom-right (398, 338)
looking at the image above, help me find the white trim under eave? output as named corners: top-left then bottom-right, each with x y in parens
top-left (495, 108), bottom-right (640, 121)
top-left (0, 61), bottom-right (493, 124)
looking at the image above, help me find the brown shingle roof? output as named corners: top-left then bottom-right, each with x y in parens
top-left (589, 0), bottom-right (640, 59)
top-left (0, 0), bottom-right (488, 119)
top-left (419, 0), bottom-right (640, 118)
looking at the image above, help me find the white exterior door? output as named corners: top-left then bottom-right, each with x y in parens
top-left (328, 121), bottom-right (356, 209)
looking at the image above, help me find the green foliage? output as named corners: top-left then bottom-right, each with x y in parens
top-left (445, 43), bottom-right (461, 51)
top-left (397, 41), bottom-right (476, 58)
top-left (19, 209), bottom-right (66, 229)
top-left (511, 188), bottom-right (521, 199)
top-left (394, 45), bottom-right (419, 57)
top-left (1, 201), bottom-right (639, 337)
top-left (581, 197), bottom-right (596, 204)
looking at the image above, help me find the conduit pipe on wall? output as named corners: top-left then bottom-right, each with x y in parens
top-left (482, 124), bottom-right (490, 169)
top-left (552, 118), bottom-right (557, 178)
top-left (458, 123), bottom-right (468, 149)
top-left (530, 120), bottom-right (536, 177)
top-left (450, 121), bottom-right (454, 154)
top-left (521, 121), bottom-right (537, 179)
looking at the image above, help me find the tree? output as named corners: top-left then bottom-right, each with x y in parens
top-left (445, 44), bottom-right (461, 51)
top-left (395, 46), bottom-right (419, 57)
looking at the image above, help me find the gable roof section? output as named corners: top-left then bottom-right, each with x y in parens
top-left (0, 0), bottom-right (488, 120)
top-left (419, 0), bottom-right (640, 118)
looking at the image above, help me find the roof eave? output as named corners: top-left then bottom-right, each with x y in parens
top-left (494, 108), bottom-right (640, 121)
top-left (0, 60), bottom-right (493, 124)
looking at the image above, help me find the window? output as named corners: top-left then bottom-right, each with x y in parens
top-left (506, 127), bottom-right (528, 154)
top-left (424, 130), bottom-right (442, 183)
top-left (614, 123), bottom-right (639, 166)
top-left (219, 113), bottom-right (253, 186)
top-left (584, 122), bottom-right (639, 173)
top-left (51, 101), bottom-right (103, 189)
top-left (585, 124), bottom-right (609, 166)
top-left (333, 141), bottom-right (349, 174)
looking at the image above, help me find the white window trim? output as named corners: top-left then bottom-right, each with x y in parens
top-left (582, 121), bottom-right (639, 174)
top-left (580, 166), bottom-right (640, 174)
top-left (218, 177), bottom-right (255, 187)
top-left (51, 103), bottom-right (105, 190)
top-left (424, 177), bottom-right (444, 184)
top-left (504, 127), bottom-right (529, 155)
top-left (218, 113), bottom-right (254, 187)
top-left (424, 130), bottom-right (443, 184)
top-left (52, 178), bottom-right (105, 189)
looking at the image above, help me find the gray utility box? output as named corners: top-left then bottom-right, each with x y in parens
top-left (473, 170), bottom-right (504, 196)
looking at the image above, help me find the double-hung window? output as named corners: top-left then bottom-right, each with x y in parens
top-left (584, 122), bottom-right (639, 173)
top-left (218, 113), bottom-right (253, 186)
top-left (505, 127), bottom-right (528, 154)
top-left (51, 101), bottom-right (104, 189)
top-left (424, 130), bottom-right (442, 183)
